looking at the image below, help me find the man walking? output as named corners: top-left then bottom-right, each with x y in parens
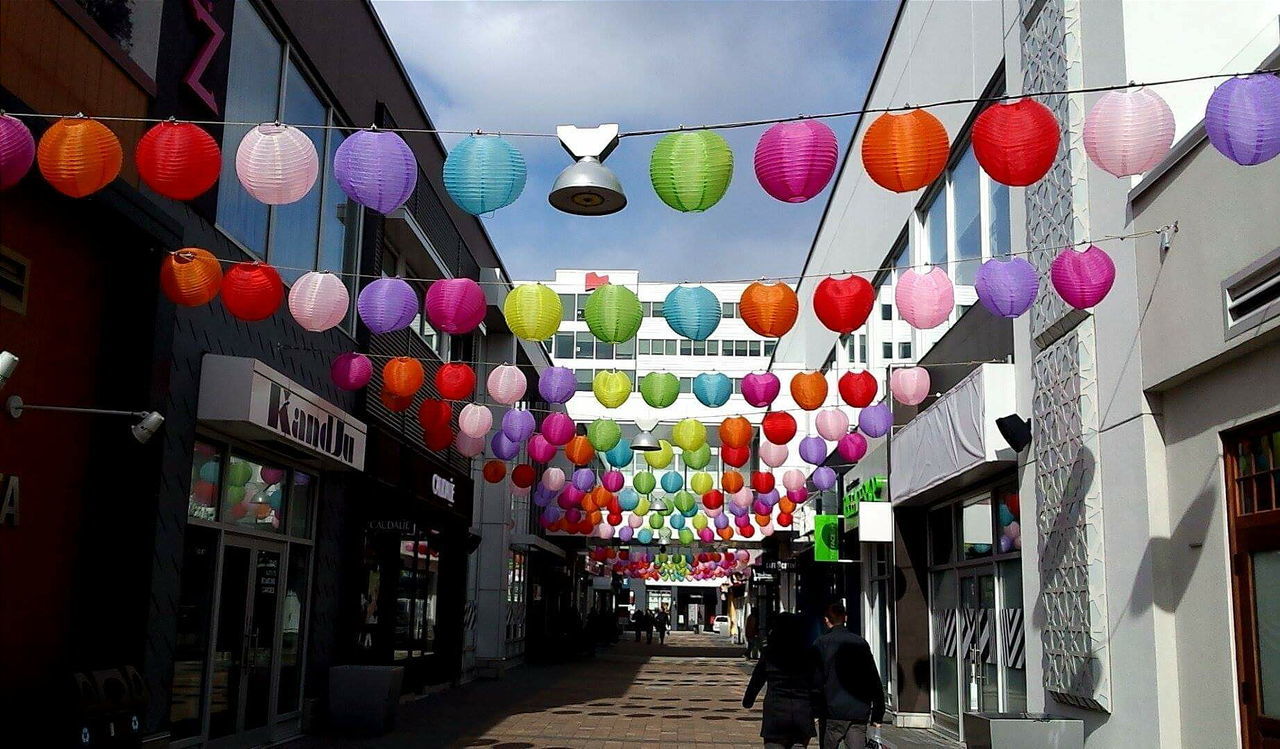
top-left (745, 610), bottom-right (760, 660)
top-left (655, 604), bottom-right (671, 645)
top-left (813, 603), bottom-right (885, 749)
top-left (632, 607), bottom-right (644, 642)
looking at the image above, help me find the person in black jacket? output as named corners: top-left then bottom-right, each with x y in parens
top-left (742, 613), bottom-right (822, 748)
top-left (812, 603), bottom-right (885, 749)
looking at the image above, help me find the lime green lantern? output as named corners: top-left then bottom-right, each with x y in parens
top-left (640, 372), bottom-right (680, 409)
top-left (633, 471), bottom-right (656, 495)
top-left (692, 513), bottom-right (708, 530)
top-left (683, 442), bottom-right (711, 470)
top-left (671, 418), bottom-right (707, 452)
top-left (658, 527), bottom-right (672, 543)
top-left (584, 284), bottom-right (643, 343)
top-left (644, 439), bottom-right (674, 469)
top-left (503, 283), bottom-right (562, 341)
top-left (689, 471), bottom-right (713, 495)
top-left (587, 418), bottom-right (622, 452)
top-left (648, 512), bottom-right (665, 530)
top-left (679, 528), bottom-right (694, 545)
top-left (650, 131), bottom-right (734, 213)
top-left (674, 491), bottom-right (696, 514)
top-left (592, 370), bottom-right (632, 408)
top-left (634, 496), bottom-right (651, 516)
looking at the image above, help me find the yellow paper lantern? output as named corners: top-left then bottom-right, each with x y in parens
top-left (644, 439), bottom-right (675, 469)
top-left (690, 472), bottom-right (713, 495)
top-left (503, 283), bottom-right (562, 341)
top-left (593, 370), bottom-right (632, 408)
top-left (671, 418), bottom-right (707, 452)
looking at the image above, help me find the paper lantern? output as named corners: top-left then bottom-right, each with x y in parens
top-left (975, 258), bottom-right (1038, 318)
top-left (538, 366), bottom-right (577, 405)
top-left (0, 114), bottom-right (36, 189)
top-left (895, 267), bottom-right (954, 329)
top-left (573, 468), bottom-right (597, 492)
top-left (719, 416), bottom-right (753, 449)
top-left (661, 471), bottom-right (684, 494)
top-left (422, 423), bottom-right (452, 451)
top-left (782, 469), bottom-right (806, 492)
top-left (483, 460), bottom-right (507, 484)
top-left (754, 120), bottom-right (838, 203)
top-left (799, 436), bottom-right (827, 465)
top-left (462, 432), bottom-right (490, 460)
top-left (1051, 245), bottom-right (1116, 309)
top-left (487, 365), bottom-right (527, 406)
top-left (331, 353), bottom-right (373, 391)
top-left (664, 286), bottom-right (721, 340)
top-left (491, 431), bottom-right (520, 461)
top-left (504, 283), bottom-right (562, 341)
top-left (742, 372), bottom-right (781, 408)
top-left (383, 357), bottom-right (424, 398)
top-left (566, 435), bottom-right (595, 466)
top-left (689, 472), bottom-right (713, 495)
top-left (790, 371), bottom-right (828, 411)
top-left (671, 418), bottom-right (707, 452)
top-left (585, 284), bottom-right (643, 343)
top-left (417, 398), bottom-right (451, 433)
top-left (682, 442), bottom-right (712, 470)
top-left (593, 370), bottom-right (632, 409)
top-left (891, 367), bottom-right (931, 406)
top-left (37, 118), bottom-right (123, 197)
top-left (425, 278), bottom-right (486, 335)
top-left (650, 130), bottom-right (734, 212)
top-left (334, 129), bottom-right (416, 214)
top-left (645, 440), bottom-right (675, 469)
top-left (510, 464), bottom-right (536, 489)
top-left (687, 373), bottom-right (728, 408)
top-left (443, 134), bottom-right (527, 214)
top-left (288, 271), bottom-right (349, 332)
top-left (458, 403), bottom-right (493, 438)
top-left (813, 466), bottom-right (837, 491)
top-left (776, 512), bottom-right (793, 528)
top-left (640, 372), bottom-right (680, 408)
top-left (751, 471), bottom-right (775, 494)
top-left (634, 471), bottom-right (657, 495)
top-left (761, 411), bottom-right (797, 445)
top-left (602, 470), bottom-right (625, 493)
top-left (838, 371), bottom-right (877, 409)
top-left (502, 409), bottom-right (537, 443)
top-left (540, 412), bottom-right (576, 446)
top-left (588, 418), bottom-right (622, 452)
top-left (861, 109), bottom-right (950, 192)
top-left (160, 248), bottom-right (222, 307)
top-left (435, 363), bottom-right (476, 400)
top-left (972, 99), bottom-right (1061, 187)
top-left (788, 488), bottom-right (809, 505)
top-left (740, 282), bottom-right (799, 338)
top-left (1205, 74), bottom-right (1280, 166)
top-left (859, 402), bottom-right (893, 438)
top-left (720, 470), bottom-right (743, 494)
top-left (605, 439), bottom-right (634, 468)
top-left (135, 121), bottom-right (221, 200)
top-left (813, 275), bottom-right (875, 334)
top-left (759, 440), bottom-right (788, 468)
top-left (222, 262), bottom-right (284, 321)
top-left (542, 468), bottom-right (566, 492)
top-left (529, 434), bottom-right (557, 463)
top-left (1083, 89), bottom-right (1175, 177)
top-left (837, 431), bottom-right (868, 463)
top-left (380, 390), bottom-right (413, 413)
top-left (235, 123), bottom-right (318, 204)
top-left (721, 444), bottom-right (748, 468)
top-left (357, 278), bottom-right (418, 334)
top-left (816, 408), bottom-right (850, 441)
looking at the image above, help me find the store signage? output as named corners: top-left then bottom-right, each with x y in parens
top-left (184, 0), bottom-right (225, 113)
top-left (0, 473), bottom-right (18, 527)
top-left (843, 475), bottom-right (886, 519)
top-left (814, 514), bottom-right (840, 562)
top-left (432, 474), bottom-right (456, 504)
top-left (366, 518), bottom-right (416, 534)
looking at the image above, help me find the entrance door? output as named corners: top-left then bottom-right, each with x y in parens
top-left (959, 572), bottom-right (998, 714)
top-left (208, 537), bottom-right (286, 748)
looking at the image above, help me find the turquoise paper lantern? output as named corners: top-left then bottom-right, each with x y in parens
top-left (605, 439), bottom-right (634, 468)
top-left (661, 471), bottom-right (684, 493)
top-left (443, 134), bottom-right (527, 215)
top-left (693, 372), bottom-right (732, 407)
top-left (664, 285), bottom-right (721, 340)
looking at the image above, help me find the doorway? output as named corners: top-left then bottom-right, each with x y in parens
top-left (959, 571), bottom-right (998, 714)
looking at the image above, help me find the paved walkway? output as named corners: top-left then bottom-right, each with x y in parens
top-left (295, 631), bottom-right (959, 749)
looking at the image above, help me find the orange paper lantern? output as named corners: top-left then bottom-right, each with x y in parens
top-left (383, 357), bottom-right (425, 398)
top-left (861, 109), bottom-right (950, 193)
top-left (717, 527), bottom-right (734, 540)
top-left (565, 435), bottom-right (595, 466)
top-left (135, 121), bottom-right (221, 200)
top-left (721, 470), bottom-right (744, 494)
top-left (739, 282), bottom-right (798, 338)
top-left (380, 389), bottom-right (413, 413)
top-left (779, 497), bottom-right (797, 514)
top-left (719, 416), bottom-right (753, 449)
top-left (483, 460), bottom-right (507, 483)
top-left (37, 118), bottom-right (122, 197)
top-left (790, 371), bottom-right (828, 411)
top-left (160, 248), bottom-right (222, 307)
top-left (221, 262), bottom-right (283, 321)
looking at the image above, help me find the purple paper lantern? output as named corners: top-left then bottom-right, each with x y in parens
top-left (539, 506), bottom-right (561, 528)
top-left (502, 409), bottom-right (536, 443)
top-left (426, 278), bottom-right (486, 335)
top-left (0, 114), bottom-right (36, 190)
top-left (532, 485), bottom-right (553, 507)
top-left (331, 352), bottom-right (372, 391)
top-left (602, 470), bottom-right (625, 493)
top-left (490, 431), bottom-right (520, 460)
top-left (357, 278), bottom-right (418, 334)
top-left (528, 434), bottom-right (556, 463)
top-left (1205, 74), bottom-right (1280, 166)
top-left (1051, 244), bottom-right (1116, 309)
top-left (812, 466), bottom-right (837, 491)
top-left (758, 489), bottom-right (780, 506)
top-left (753, 120), bottom-right (839, 203)
top-left (741, 372), bottom-right (781, 408)
top-left (541, 412), bottom-right (576, 446)
top-left (837, 431), bottom-right (868, 463)
top-left (799, 435), bottom-right (827, 465)
top-left (538, 366), bottom-right (577, 405)
top-left (858, 402), bottom-right (893, 438)
top-left (333, 129), bottom-right (417, 214)
top-left (619, 526), bottom-right (635, 543)
top-left (975, 257), bottom-right (1039, 318)
top-left (572, 468), bottom-right (596, 492)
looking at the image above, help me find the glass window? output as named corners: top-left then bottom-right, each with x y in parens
top-left (318, 126), bottom-right (359, 297)
top-left (575, 369), bottom-right (593, 391)
top-left (749, 341), bottom-right (761, 357)
top-left (708, 340), bottom-right (720, 356)
top-left (1255, 551), bottom-right (1280, 716)
top-left (221, 455), bottom-right (287, 533)
top-left (559, 294), bottom-right (575, 322)
top-left (735, 341), bottom-right (748, 357)
top-left (287, 473), bottom-right (314, 537)
top-left (595, 341), bottom-right (614, 360)
top-left (395, 533), bottom-right (439, 658)
top-left (962, 495), bottom-right (994, 559)
top-left (894, 238), bottom-right (911, 284)
top-left (929, 505), bottom-right (955, 564)
top-left (988, 175), bottom-right (1011, 258)
top-left (575, 295), bottom-right (588, 321)
top-left (575, 332), bottom-right (594, 359)
top-left (764, 341), bottom-right (776, 356)
top-left (277, 545), bottom-right (310, 713)
top-left (638, 339), bottom-right (651, 356)
top-left (665, 340), bottom-right (677, 356)
top-left (652, 301), bottom-right (664, 318)
top-left (693, 340), bottom-right (707, 356)
top-left (881, 303), bottom-right (893, 321)
top-left (169, 525), bottom-right (219, 739)
top-left (555, 332), bottom-right (574, 359)
top-left (926, 190), bottom-right (948, 269)
top-left (883, 342), bottom-right (894, 360)
top-left (616, 339), bottom-right (635, 359)
top-left (271, 61), bottom-right (327, 284)
top-left (1000, 559), bottom-right (1027, 711)
top-left (899, 342), bottom-right (912, 359)
top-left (732, 378), bottom-right (742, 394)
top-left (189, 441), bottom-right (221, 521)
top-left (680, 377), bottom-right (693, 394)
top-left (931, 569), bottom-right (960, 718)
top-left (641, 301), bottom-right (651, 317)
top-left (858, 335), bottom-right (866, 364)
top-left (952, 149), bottom-right (982, 285)
top-left (680, 340), bottom-right (692, 356)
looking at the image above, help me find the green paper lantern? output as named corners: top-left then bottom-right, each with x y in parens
top-left (692, 513), bottom-right (708, 530)
top-left (689, 471), bottom-right (712, 495)
top-left (649, 512), bottom-right (665, 529)
top-left (587, 418), bottom-right (622, 452)
top-left (584, 284), bottom-right (643, 343)
top-left (671, 418), bottom-right (707, 452)
top-left (650, 130), bottom-right (734, 213)
top-left (683, 443), bottom-right (711, 470)
top-left (674, 491), bottom-right (696, 514)
top-left (679, 528), bottom-right (694, 545)
top-left (593, 370), bottom-right (632, 408)
top-left (644, 439), bottom-right (674, 469)
top-left (503, 283), bottom-right (562, 341)
top-left (640, 372), bottom-right (680, 409)
top-left (634, 497), bottom-right (651, 516)
top-left (633, 471), bottom-right (656, 495)
top-left (225, 461), bottom-right (253, 487)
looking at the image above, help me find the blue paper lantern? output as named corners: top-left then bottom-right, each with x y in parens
top-left (605, 439), bottom-right (634, 468)
top-left (619, 488), bottom-right (640, 511)
top-left (670, 513), bottom-right (686, 530)
top-left (637, 528), bottom-right (653, 544)
top-left (664, 285), bottom-right (721, 340)
top-left (661, 471), bottom-right (684, 493)
top-left (443, 134), bottom-right (527, 215)
top-left (693, 372), bottom-right (732, 407)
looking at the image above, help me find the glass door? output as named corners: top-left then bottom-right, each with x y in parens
top-left (960, 571), bottom-right (998, 714)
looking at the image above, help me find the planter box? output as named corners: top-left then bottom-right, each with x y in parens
top-left (961, 712), bottom-right (1083, 749)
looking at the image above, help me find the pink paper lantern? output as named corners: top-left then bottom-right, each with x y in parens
top-left (288, 271), bottom-right (349, 332)
top-left (759, 440), bottom-right (789, 469)
top-left (487, 364), bottom-right (527, 406)
top-left (753, 120), bottom-right (839, 203)
top-left (528, 433), bottom-right (557, 463)
top-left (235, 123), bottom-right (318, 204)
top-left (455, 432), bottom-right (486, 458)
top-left (602, 470), bottom-right (625, 493)
top-left (0, 114), bottom-right (36, 190)
top-left (741, 372), bottom-right (781, 408)
top-left (541, 412), bottom-right (576, 446)
top-left (1083, 89), bottom-right (1175, 178)
top-left (895, 267), bottom-right (954, 329)
top-left (788, 487), bottom-right (809, 504)
top-left (837, 431), bottom-right (868, 463)
top-left (1050, 244), bottom-right (1116, 309)
top-left (815, 408), bottom-right (850, 441)
top-left (782, 469), bottom-right (805, 492)
top-left (426, 278), bottom-right (486, 334)
top-left (890, 367), bottom-right (931, 406)
top-left (597, 523), bottom-right (615, 540)
top-left (458, 403), bottom-right (493, 439)
top-left (331, 353), bottom-right (372, 391)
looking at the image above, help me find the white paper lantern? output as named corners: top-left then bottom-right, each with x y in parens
top-left (458, 403), bottom-right (493, 438)
top-left (235, 123), bottom-right (319, 204)
top-left (487, 364), bottom-right (527, 406)
top-left (288, 271), bottom-right (349, 332)
top-left (890, 367), bottom-right (931, 406)
top-left (1083, 89), bottom-right (1175, 178)
top-left (815, 408), bottom-right (850, 441)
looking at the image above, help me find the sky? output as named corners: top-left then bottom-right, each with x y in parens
top-left (373, 0), bottom-right (900, 283)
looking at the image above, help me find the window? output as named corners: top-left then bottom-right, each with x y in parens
top-left (616, 339), bottom-right (635, 359)
top-left (735, 341), bottom-right (748, 357)
top-left (595, 340), bottom-right (614, 360)
top-left (665, 340), bottom-right (677, 356)
top-left (708, 340), bottom-right (720, 356)
top-left (559, 294), bottom-right (575, 322)
top-left (641, 301), bottom-right (650, 317)
top-left (959, 304), bottom-right (973, 317)
top-left (554, 332), bottom-right (574, 359)
top-left (693, 340), bottom-right (707, 356)
top-left (925, 188), bottom-right (948, 269)
top-left (858, 335), bottom-right (866, 364)
top-left (749, 341), bottom-right (761, 357)
top-left (881, 303), bottom-right (893, 321)
top-left (894, 238), bottom-right (911, 284)
top-left (638, 339), bottom-right (651, 356)
top-left (899, 342), bottom-right (912, 359)
top-left (575, 295), bottom-right (589, 321)
top-left (680, 340), bottom-right (692, 356)
top-left (722, 302), bottom-right (737, 319)
top-left (764, 341), bottom-right (776, 357)
top-left (732, 378), bottom-right (742, 394)
top-left (883, 342), bottom-right (894, 360)
top-left (575, 369), bottom-right (593, 391)
top-left (952, 149), bottom-right (982, 285)
top-left (679, 377), bottom-right (693, 394)
top-left (575, 332), bottom-right (594, 359)
top-left (988, 174), bottom-right (1011, 258)
top-left (651, 301), bottom-right (664, 318)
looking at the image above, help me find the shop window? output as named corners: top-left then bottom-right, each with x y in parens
top-left (507, 553), bottom-right (527, 642)
top-left (287, 473), bottom-right (315, 538)
top-left (277, 545), bottom-right (310, 713)
top-left (220, 455), bottom-right (288, 534)
top-left (962, 495), bottom-right (994, 559)
top-left (168, 525), bottom-right (219, 739)
top-left (999, 559), bottom-right (1027, 711)
top-left (930, 569), bottom-right (960, 719)
top-left (189, 441), bottom-right (222, 521)
top-left (396, 533), bottom-right (439, 659)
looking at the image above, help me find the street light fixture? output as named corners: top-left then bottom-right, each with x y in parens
top-left (549, 125), bottom-right (626, 216)
top-left (6, 395), bottom-right (165, 444)
top-left (0, 351), bottom-right (17, 390)
top-left (632, 417), bottom-right (661, 452)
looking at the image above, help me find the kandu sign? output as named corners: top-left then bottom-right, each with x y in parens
top-left (198, 355), bottom-right (367, 470)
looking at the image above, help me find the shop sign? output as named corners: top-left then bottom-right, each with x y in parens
top-left (366, 518), bottom-right (416, 534)
top-left (432, 474), bottom-right (456, 504)
top-left (0, 473), bottom-right (18, 527)
top-left (843, 475), bottom-right (886, 519)
top-left (814, 514), bottom-right (840, 562)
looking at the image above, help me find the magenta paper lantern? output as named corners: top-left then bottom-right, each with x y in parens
top-left (0, 114), bottom-right (36, 190)
top-left (560, 486), bottom-right (584, 510)
top-left (425, 278), bottom-right (486, 335)
top-left (528, 434), bottom-right (557, 463)
top-left (815, 408), bottom-right (850, 441)
top-left (487, 365), bottom-right (527, 406)
top-left (541, 412), bottom-right (576, 446)
top-left (890, 367), bottom-right (931, 406)
top-left (799, 436), bottom-right (827, 465)
top-left (812, 466), bottom-right (837, 491)
top-left (1083, 89), bottom-right (1175, 177)
top-left (502, 409), bottom-right (536, 442)
top-left (782, 469), bottom-right (805, 492)
top-left (602, 470), bottom-right (625, 493)
top-left (572, 468), bottom-right (597, 492)
top-left (753, 499), bottom-right (771, 515)
top-left (455, 432), bottom-right (485, 458)
top-left (538, 366), bottom-right (577, 405)
top-left (975, 257), bottom-right (1038, 318)
top-left (491, 431), bottom-right (520, 461)
top-left (1050, 244), bottom-right (1116, 309)
top-left (895, 267), bottom-right (954, 329)
top-left (334, 129), bottom-right (417, 214)
top-left (235, 123), bottom-right (318, 204)
top-left (759, 440), bottom-right (788, 468)
top-left (289, 271), bottom-right (349, 332)
top-left (837, 431), bottom-right (868, 463)
top-left (858, 401), bottom-right (893, 438)
top-left (788, 487), bottom-right (809, 504)
top-left (331, 352), bottom-right (372, 391)
top-left (1205, 74), bottom-right (1280, 166)
top-left (753, 120), bottom-right (839, 203)
top-left (741, 372), bottom-right (781, 408)
top-left (357, 278), bottom-right (418, 334)
top-left (458, 403), bottom-right (493, 439)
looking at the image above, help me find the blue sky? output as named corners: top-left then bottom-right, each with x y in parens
top-left (373, 0), bottom-right (899, 282)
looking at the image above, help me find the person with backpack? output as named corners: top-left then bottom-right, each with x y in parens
top-left (812, 603), bottom-right (885, 748)
top-left (655, 604), bottom-right (672, 644)
top-left (742, 613), bottom-right (822, 748)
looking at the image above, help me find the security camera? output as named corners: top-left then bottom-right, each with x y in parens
top-left (0, 351), bottom-right (17, 390)
top-left (131, 412), bottom-right (165, 444)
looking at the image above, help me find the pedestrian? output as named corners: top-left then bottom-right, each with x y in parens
top-left (655, 604), bottom-right (671, 644)
top-left (742, 613), bottom-right (821, 749)
top-left (632, 607), bottom-right (643, 642)
top-left (813, 603), bottom-right (885, 749)
top-left (745, 610), bottom-right (761, 660)
top-left (643, 609), bottom-right (654, 644)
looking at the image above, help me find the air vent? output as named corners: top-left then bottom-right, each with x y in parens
top-left (1224, 247), bottom-right (1280, 340)
top-left (0, 246), bottom-right (29, 314)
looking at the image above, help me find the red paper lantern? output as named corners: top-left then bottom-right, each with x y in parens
top-left (435, 362), bottom-right (476, 400)
top-left (790, 371), bottom-right (828, 411)
top-left (607, 512), bottom-right (623, 526)
top-left (813, 275), bottom-right (874, 334)
top-left (417, 398), bottom-right (452, 432)
top-left (565, 435), bottom-right (595, 466)
top-left (740, 525), bottom-right (756, 538)
top-left (160, 248), bottom-right (222, 307)
top-left (483, 460), bottom-right (507, 483)
top-left (776, 512), bottom-right (793, 528)
top-left (751, 471), bottom-right (775, 494)
top-left (972, 99), bottom-right (1061, 187)
top-left (221, 262), bottom-right (283, 321)
top-left (721, 444), bottom-right (749, 468)
top-left (739, 282), bottom-right (799, 338)
top-left (719, 416), bottom-right (753, 449)
top-left (861, 109), bottom-right (951, 193)
top-left (136, 121), bottom-right (221, 200)
top-left (511, 464), bottom-right (536, 489)
top-left (839, 371), bottom-right (878, 408)
top-left (424, 426), bottom-right (453, 452)
top-left (761, 411), bottom-right (797, 445)
top-left (702, 490), bottom-right (724, 510)
top-left (383, 357), bottom-right (425, 398)
top-left (380, 389), bottom-right (412, 412)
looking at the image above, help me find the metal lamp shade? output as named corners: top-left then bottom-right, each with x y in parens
top-left (585, 284), bottom-right (643, 343)
top-left (664, 286), bottom-right (721, 340)
top-left (671, 418), bottom-right (707, 452)
top-left (503, 283), bottom-right (562, 341)
top-left (357, 278), bottom-right (418, 334)
top-left (640, 372), bottom-right (680, 408)
top-left (693, 373), bottom-right (732, 407)
top-left (592, 370), bottom-right (632, 409)
top-left (234, 123), bottom-right (318, 204)
top-left (754, 120), bottom-right (838, 203)
top-left (444, 134), bottom-right (527, 214)
top-left (37, 118), bottom-right (122, 197)
top-left (289, 271), bottom-right (349, 332)
top-left (1205, 74), bottom-right (1280, 166)
top-left (1084, 89), bottom-right (1175, 177)
top-left (136, 121), bottom-right (221, 200)
top-left (1051, 244), bottom-right (1116, 309)
top-left (861, 109), bottom-right (950, 193)
top-left (971, 99), bottom-right (1061, 187)
top-left (742, 372), bottom-right (781, 408)
top-left (549, 157), bottom-right (626, 215)
top-left (425, 278), bottom-right (486, 335)
top-left (740, 282), bottom-right (799, 338)
top-left (895, 267), bottom-right (954, 330)
top-left (0, 114), bottom-right (36, 190)
top-left (975, 257), bottom-right (1039, 318)
top-left (538, 366), bottom-right (578, 405)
